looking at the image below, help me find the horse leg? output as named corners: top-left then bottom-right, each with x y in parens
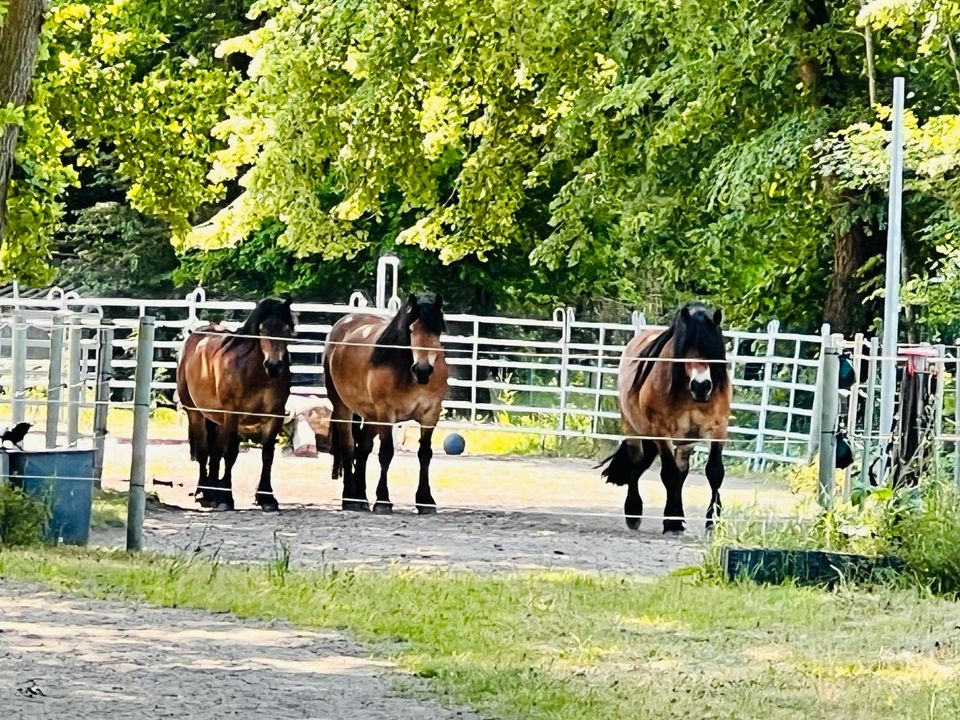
top-left (187, 411), bottom-right (210, 506)
top-left (659, 442), bottom-right (691, 534)
top-left (705, 441), bottom-right (725, 530)
top-left (352, 419), bottom-right (375, 512)
top-left (255, 417), bottom-right (283, 512)
top-left (415, 417), bottom-right (438, 515)
top-left (340, 415), bottom-right (367, 511)
top-left (214, 418), bottom-right (238, 511)
top-left (215, 430), bottom-right (240, 511)
top-left (373, 427), bottom-right (394, 514)
top-left (206, 419), bottom-right (224, 509)
top-left (329, 402), bottom-right (361, 510)
top-left (624, 440), bottom-right (657, 531)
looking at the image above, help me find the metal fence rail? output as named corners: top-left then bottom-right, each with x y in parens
top-left (0, 285), bottom-right (829, 466)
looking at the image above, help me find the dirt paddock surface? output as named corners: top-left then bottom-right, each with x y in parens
top-left (97, 440), bottom-right (798, 575)
top-left (0, 583), bottom-right (478, 720)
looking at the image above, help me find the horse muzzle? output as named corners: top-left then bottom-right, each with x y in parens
top-left (690, 379), bottom-right (713, 403)
top-left (263, 360), bottom-right (285, 378)
top-left (411, 362), bottom-right (434, 385)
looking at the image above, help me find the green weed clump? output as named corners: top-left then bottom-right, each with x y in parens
top-left (706, 461), bottom-right (960, 595)
top-left (898, 482), bottom-right (960, 596)
top-left (0, 483), bottom-right (49, 546)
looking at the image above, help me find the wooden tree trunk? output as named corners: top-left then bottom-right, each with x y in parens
top-left (0, 0), bottom-right (46, 241)
top-left (823, 219), bottom-right (883, 335)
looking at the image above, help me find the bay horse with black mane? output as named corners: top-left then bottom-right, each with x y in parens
top-left (600, 302), bottom-right (731, 533)
top-left (177, 298), bottom-right (295, 512)
top-left (324, 292), bottom-right (448, 514)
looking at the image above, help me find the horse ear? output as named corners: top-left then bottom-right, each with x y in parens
top-left (283, 297), bottom-right (292, 308)
top-left (680, 305), bottom-right (691, 321)
top-left (713, 308), bottom-right (723, 326)
top-left (435, 293), bottom-right (443, 310)
top-left (407, 293), bottom-right (420, 318)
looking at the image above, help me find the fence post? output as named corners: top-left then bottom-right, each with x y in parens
top-left (66, 316), bottom-right (83, 446)
top-left (752, 319), bottom-right (780, 471)
top-left (556, 308), bottom-right (573, 454)
top-left (92, 323), bottom-right (114, 488)
top-left (592, 327), bottom-right (605, 436)
top-left (11, 310), bottom-right (26, 424)
top-left (808, 323), bottom-right (832, 460)
top-left (470, 320), bottom-right (479, 425)
top-left (861, 336), bottom-right (880, 487)
top-left (842, 332), bottom-right (865, 502)
top-left (933, 344), bottom-right (946, 480)
top-left (955, 340), bottom-right (960, 489)
top-left (818, 335), bottom-right (840, 508)
top-left (126, 315), bottom-right (155, 552)
top-left (45, 315), bottom-right (66, 448)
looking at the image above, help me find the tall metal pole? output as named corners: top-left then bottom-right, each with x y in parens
top-left (818, 337), bottom-right (840, 509)
top-left (878, 77), bottom-right (906, 466)
top-left (126, 315), bottom-right (155, 552)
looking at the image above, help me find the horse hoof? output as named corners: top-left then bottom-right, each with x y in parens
top-left (214, 502), bottom-right (234, 513)
top-left (663, 520), bottom-right (685, 535)
top-left (341, 500), bottom-right (370, 512)
top-left (373, 502), bottom-right (393, 515)
top-left (625, 517), bottom-right (641, 531)
top-left (260, 502), bottom-right (280, 513)
top-left (417, 504), bottom-right (437, 515)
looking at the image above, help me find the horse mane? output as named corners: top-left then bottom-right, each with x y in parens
top-left (630, 327), bottom-right (675, 394)
top-left (631, 302), bottom-right (728, 396)
top-left (371, 292), bottom-right (445, 372)
top-left (222, 298), bottom-right (295, 355)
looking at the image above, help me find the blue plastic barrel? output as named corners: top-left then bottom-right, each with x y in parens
top-left (7, 448), bottom-right (95, 545)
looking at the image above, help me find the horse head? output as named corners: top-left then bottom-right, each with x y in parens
top-left (672, 303), bottom-right (727, 403)
top-left (404, 292), bottom-right (446, 385)
top-left (254, 298), bottom-right (296, 378)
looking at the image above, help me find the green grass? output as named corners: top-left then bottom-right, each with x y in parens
top-left (90, 488), bottom-right (127, 530)
top-left (2, 548), bottom-right (960, 719)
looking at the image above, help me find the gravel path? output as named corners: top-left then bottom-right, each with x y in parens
top-left (94, 447), bottom-right (794, 575)
top-left (93, 503), bottom-right (703, 575)
top-left (0, 583), bottom-right (479, 720)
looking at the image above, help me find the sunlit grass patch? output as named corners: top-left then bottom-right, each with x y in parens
top-left (90, 488), bottom-right (127, 529)
top-left (1, 548), bottom-right (960, 718)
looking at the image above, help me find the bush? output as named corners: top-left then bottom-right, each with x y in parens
top-left (705, 473), bottom-right (960, 595)
top-left (0, 483), bottom-right (49, 546)
top-left (897, 482), bottom-right (960, 595)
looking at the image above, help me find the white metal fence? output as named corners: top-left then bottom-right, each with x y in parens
top-left (0, 285), bottom-right (832, 467)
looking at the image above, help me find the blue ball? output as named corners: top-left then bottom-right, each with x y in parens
top-left (443, 432), bottom-right (466, 455)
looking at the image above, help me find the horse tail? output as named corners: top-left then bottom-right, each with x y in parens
top-left (597, 441), bottom-right (637, 487)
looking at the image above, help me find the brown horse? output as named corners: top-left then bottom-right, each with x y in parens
top-left (177, 298), bottom-right (295, 512)
top-left (600, 302), bottom-right (731, 533)
top-left (324, 292), bottom-right (448, 514)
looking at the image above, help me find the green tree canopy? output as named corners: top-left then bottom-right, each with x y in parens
top-left (4, 0), bottom-right (960, 333)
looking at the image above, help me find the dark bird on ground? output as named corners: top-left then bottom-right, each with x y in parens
top-left (1, 421), bottom-right (33, 450)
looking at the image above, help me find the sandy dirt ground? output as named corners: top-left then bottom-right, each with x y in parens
top-left (94, 438), bottom-right (799, 575)
top-left (0, 583), bottom-right (478, 720)
top-left (0, 442), bottom-right (800, 719)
